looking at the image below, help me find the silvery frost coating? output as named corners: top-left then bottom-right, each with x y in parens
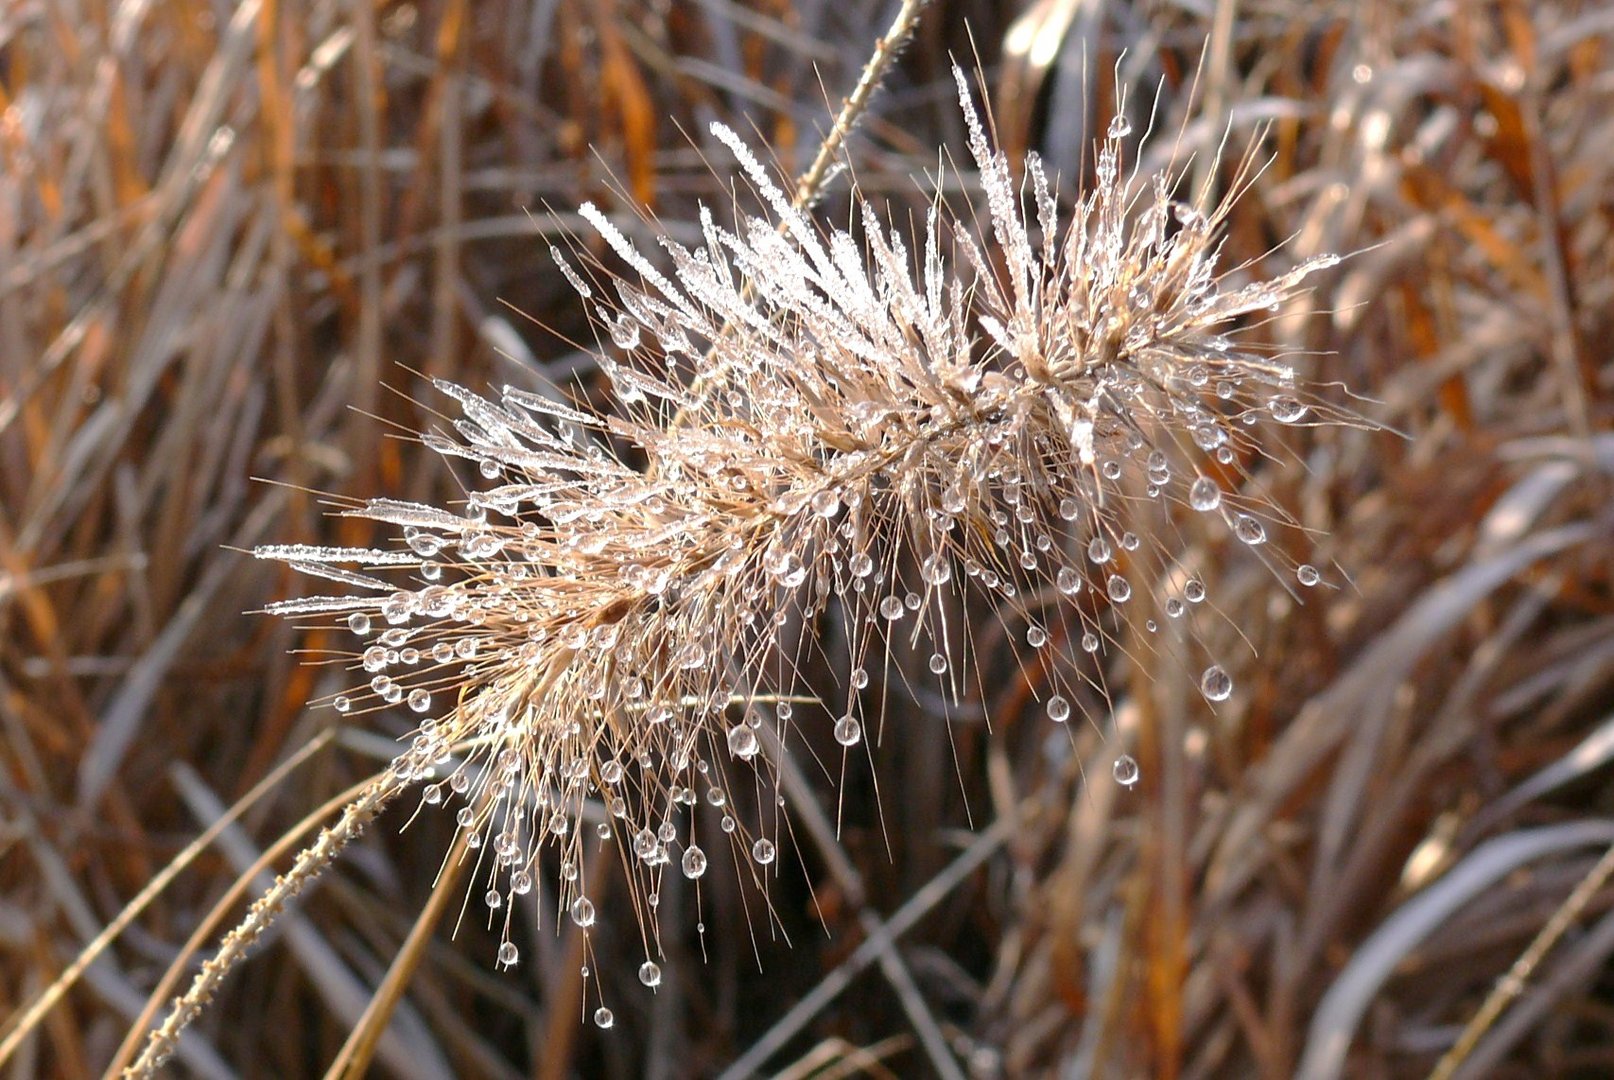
top-left (255, 68), bottom-right (1348, 992)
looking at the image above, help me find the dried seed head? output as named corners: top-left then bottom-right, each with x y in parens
top-left (257, 65), bottom-right (1366, 977)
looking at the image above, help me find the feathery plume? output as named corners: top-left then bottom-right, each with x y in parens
top-left (225, 64), bottom-right (1354, 1042)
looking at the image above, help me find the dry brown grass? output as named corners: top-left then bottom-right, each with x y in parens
top-left (1, 1), bottom-right (1610, 1078)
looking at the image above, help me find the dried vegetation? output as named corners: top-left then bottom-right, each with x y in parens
top-left (1, 1), bottom-right (1611, 1077)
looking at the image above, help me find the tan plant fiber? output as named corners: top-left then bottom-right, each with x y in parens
top-left (134, 64), bottom-right (1358, 1073)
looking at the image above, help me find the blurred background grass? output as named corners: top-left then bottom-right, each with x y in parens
top-left (1, 0), bottom-right (1611, 1076)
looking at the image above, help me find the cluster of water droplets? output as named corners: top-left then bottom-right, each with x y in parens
top-left (250, 63), bottom-right (1363, 1030)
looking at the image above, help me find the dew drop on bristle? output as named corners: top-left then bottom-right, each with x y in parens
top-left (594, 1007), bottom-right (614, 1029)
top-left (1269, 395), bottom-right (1309, 423)
top-left (727, 725), bottom-right (759, 759)
top-left (1113, 754), bottom-right (1140, 788)
top-left (752, 838), bottom-right (776, 865)
top-left (610, 314), bottom-right (640, 350)
top-left (1106, 575), bottom-right (1132, 603)
top-left (498, 942), bottom-right (519, 966)
top-left (681, 846), bottom-right (707, 879)
top-left (570, 897), bottom-right (596, 927)
top-left (1297, 564), bottom-right (1321, 586)
top-left (1201, 665), bottom-right (1234, 702)
top-left (1234, 515), bottom-right (1267, 545)
top-left (834, 716), bottom-right (861, 747)
top-left (347, 612), bottom-right (371, 635)
top-left (638, 961), bottom-right (661, 988)
top-left (1188, 477), bottom-right (1221, 512)
top-left (1046, 695), bottom-right (1070, 722)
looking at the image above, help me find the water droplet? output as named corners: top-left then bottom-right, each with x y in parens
top-left (1108, 114), bottom-right (1132, 138)
top-left (849, 552), bottom-right (874, 577)
top-left (1081, 631), bottom-right (1101, 653)
top-left (834, 715), bottom-right (862, 747)
top-left (610, 314), bottom-right (640, 350)
top-left (1200, 664), bottom-right (1233, 702)
top-left (1057, 566), bottom-right (1082, 595)
top-left (571, 897), bottom-right (596, 927)
top-left (1046, 695), bottom-right (1070, 722)
top-left (929, 652), bottom-right (948, 674)
top-left (1101, 460), bottom-right (1122, 481)
top-left (1113, 754), bottom-right (1140, 788)
top-left (752, 838), bottom-right (776, 865)
top-left (766, 548), bottom-right (807, 588)
top-left (1106, 575), bottom-right (1132, 602)
top-left (1188, 477), bottom-right (1222, 512)
top-left (727, 725), bottom-right (759, 759)
top-left (1087, 537), bottom-right (1112, 564)
top-left (1234, 515), bottom-right (1267, 545)
top-left (1058, 497), bottom-right (1080, 521)
top-left (408, 688), bottom-right (431, 712)
top-left (1165, 598), bottom-right (1185, 618)
top-left (1184, 579), bottom-right (1206, 603)
top-left (851, 667), bottom-right (869, 689)
top-left (333, 695), bottom-right (351, 713)
top-left (594, 1007), bottom-right (614, 1029)
top-left (498, 941), bottom-right (519, 966)
top-left (810, 488), bottom-right (841, 517)
top-left (1026, 626), bottom-right (1047, 648)
top-left (1297, 564), bottom-right (1321, 587)
top-left (879, 595), bottom-right (905, 620)
top-left (348, 612), bottom-right (371, 635)
top-left (638, 961), bottom-right (662, 988)
top-left (681, 845), bottom-right (707, 879)
top-left (1269, 396), bottom-right (1309, 423)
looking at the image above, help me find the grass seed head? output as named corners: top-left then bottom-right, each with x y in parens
top-left (257, 65), bottom-right (1362, 987)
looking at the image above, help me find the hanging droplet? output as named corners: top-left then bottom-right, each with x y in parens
top-left (810, 488), bottom-right (841, 517)
top-left (1056, 567), bottom-right (1082, 595)
top-left (1200, 664), bottom-right (1233, 702)
top-left (610, 314), bottom-right (641, 350)
top-left (1113, 754), bottom-right (1140, 788)
top-left (594, 1007), bottom-right (614, 1029)
top-left (1188, 477), bottom-right (1221, 512)
top-left (407, 688), bottom-right (431, 712)
top-left (928, 652), bottom-right (948, 674)
top-left (1046, 695), bottom-right (1070, 723)
top-left (333, 695), bottom-right (351, 713)
top-left (1108, 114), bottom-right (1133, 138)
top-left (1234, 515), bottom-right (1267, 545)
top-left (1106, 575), bottom-right (1132, 602)
top-left (1269, 395), bottom-right (1309, 423)
top-left (1081, 631), bottom-right (1101, 653)
top-left (752, 838), bottom-right (776, 865)
top-left (1296, 564), bottom-right (1321, 587)
top-left (879, 595), bottom-right (905, 619)
top-left (498, 941), bottom-right (519, 966)
top-left (560, 895), bottom-right (592, 927)
top-left (1026, 625), bottom-right (1047, 648)
top-left (921, 554), bottom-right (951, 586)
top-left (1087, 537), bottom-right (1112, 564)
top-left (638, 961), bottom-right (662, 988)
top-left (727, 725), bottom-right (759, 759)
top-left (834, 715), bottom-right (862, 747)
top-left (348, 612), bottom-right (371, 635)
top-left (681, 845), bottom-right (707, 879)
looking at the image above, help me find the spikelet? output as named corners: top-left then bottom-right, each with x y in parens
top-left (251, 67), bottom-right (1358, 1010)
